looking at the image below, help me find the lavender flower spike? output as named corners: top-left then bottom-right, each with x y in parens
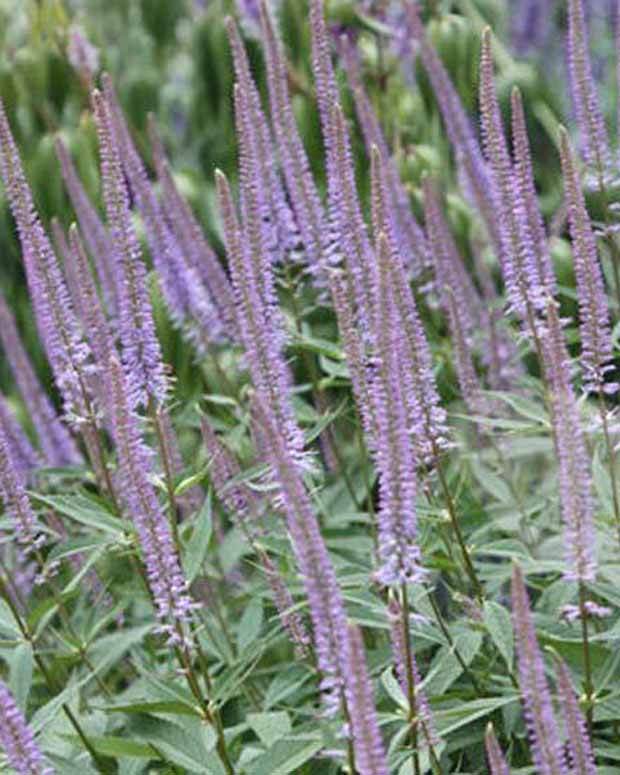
top-left (541, 301), bottom-right (596, 583)
top-left (555, 658), bottom-right (597, 774)
top-left (0, 101), bottom-right (93, 426)
top-left (0, 395), bottom-right (40, 475)
top-left (55, 137), bottom-right (117, 313)
top-left (511, 564), bottom-right (568, 775)
top-left (92, 89), bottom-right (167, 409)
top-left (260, 551), bottom-right (311, 658)
top-left (479, 29), bottom-right (545, 322)
top-left (0, 680), bottom-right (53, 775)
top-left (559, 126), bottom-right (615, 395)
top-left (344, 624), bottom-right (389, 775)
top-left (0, 406), bottom-right (43, 553)
top-left (484, 724), bottom-right (510, 775)
top-left (107, 356), bottom-right (193, 643)
top-left (567, 0), bottom-right (611, 172)
top-left (0, 294), bottom-right (80, 466)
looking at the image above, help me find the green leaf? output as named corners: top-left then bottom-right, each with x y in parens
top-left (238, 598), bottom-right (263, 653)
top-left (247, 712), bottom-right (292, 747)
top-left (30, 493), bottom-right (124, 534)
top-left (9, 642), bottom-right (33, 710)
top-left (423, 630), bottom-right (483, 696)
top-left (245, 735), bottom-right (323, 775)
top-left (483, 601), bottom-right (514, 670)
top-left (183, 491), bottom-right (213, 582)
top-left (0, 598), bottom-right (21, 637)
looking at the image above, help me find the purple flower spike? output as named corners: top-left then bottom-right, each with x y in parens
top-left (541, 301), bottom-right (596, 583)
top-left (259, 1), bottom-right (330, 280)
top-left (0, 294), bottom-right (80, 466)
top-left (106, 356), bottom-right (193, 643)
top-left (343, 624), bottom-right (389, 775)
top-left (567, 0), bottom-right (611, 172)
top-left (484, 724), bottom-right (510, 775)
top-left (0, 680), bottom-right (53, 775)
top-left (0, 407), bottom-right (44, 554)
top-left (555, 658), bottom-right (596, 775)
top-left (0, 395), bottom-right (40, 475)
top-left (479, 29), bottom-right (546, 323)
top-left (405, 2), bottom-right (502, 258)
top-left (226, 17), bottom-right (299, 265)
top-left (0, 101), bottom-right (93, 427)
top-left (510, 88), bottom-right (557, 297)
top-left (260, 550), bottom-right (311, 658)
top-left (147, 116), bottom-right (238, 340)
top-left (55, 137), bottom-right (117, 314)
top-left (92, 89), bottom-right (167, 409)
top-left (511, 564), bottom-right (568, 775)
top-left (338, 33), bottom-right (429, 277)
top-left (559, 126), bottom-right (615, 395)
top-left (372, 232), bottom-right (425, 585)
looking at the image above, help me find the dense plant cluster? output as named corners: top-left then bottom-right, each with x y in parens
top-left (1, 0), bottom-right (620, 772)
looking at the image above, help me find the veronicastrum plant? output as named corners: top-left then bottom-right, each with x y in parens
top-left (1, 0), bottom-right (620, 772)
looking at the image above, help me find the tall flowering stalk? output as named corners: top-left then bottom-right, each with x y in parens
top-left (147, 116), bottom-right (237, 340)
top-left (106, 356), bottom-right (193, 643)
top-left (555, 658), bottom-right (596, 774)
top-left (55, 137), bottom-right (117, 313)
top-left (567, 0), bottom-right (611, 172)
top-left (0, 396), bottom-right (39, 475)
top-left (511, 564), bottom-right (568, 775)
top-left (0, 101), bottom-right (94, 427)
top-left (259, 0), bottom-right (330, 279)
top-left (0, 294), bottom-right (80, 466)
top-left (484, 724), bottom-right (510, 775)
top-left (404, 2), bottom-right (502, 258)
top-left (559, 127), bottom-right (615, 395)
top-left (92, 89), bottom-right (167, 409)
top-left (479, 29), bottom-right (546, 324)
top-left (0, 681), bottom-right (52, 775)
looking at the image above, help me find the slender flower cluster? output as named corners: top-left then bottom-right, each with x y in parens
top-left (510, 88), bottom-right (557, 297)
top-left (215, 170), bottom-right (305, 466)
top-left (511, 564), bottom-right (568, 775)
top-left (67, 24), bottom-right (99, 90)
top-left (0, 681), bottom-right (53, 775)
top-left (567, 0), bottom-right (611, 172)
top-left (388, 598), bottom-right (437, 747)
top-left (147, 115), bottom-right (237, 341)
top-left (338, 33), bottom-right (429, 276)
top-left (343, 624), bottom-right (389, 775)
top-left (405, 2), bottom-right (502, 258)
top-left (555, 658), bottom-right (596, 775)
top-left (226, 17), bottom-right (299, 265)
top-left (102, 75), bottom-right (192, 328)
top-left (559, 127), bottom-right (615, 394)
top-left (479, 30), bottom-right (546, 322)
top-left (371, 148), bottom-right (448, 463)
top-left (259, 1), bottom-right (330, 279)
top-left (92, 89), bottom-right (167, 408)
top-left (107, 356), bottom-right (193, 643)
top-left (423, 179), bottom-right (485, 413)
top-left (260, 551), bottom-right (311, 657)
top-left (55, 137), bottom-right (117, 314)
top-left (484, 724), bottom-right (510, 775)
top-left (0, 295), bottom-right (80, 466)
top-left (0, 101), bottom-right (94, 426)
top-left (541, 301), bottom-right (596, 582)
top-left (0, 396), bottom-right (39, 475)
top-left (0, 411), bottom-right (43, 553)
top-left (371, 233), bottom-right (424, 585)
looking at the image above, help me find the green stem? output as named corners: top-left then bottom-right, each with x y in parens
top-left (578, 582), bottom-right (594, 733)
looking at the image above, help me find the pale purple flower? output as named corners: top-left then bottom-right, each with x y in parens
top-left (106, 356), bottom-right (193, 643)
top-left (0, 395), bottom-right (39, 475)
top-left (67, 24), bottom-right (99, 89)
top-left (559, 127), bottom-right (615, 395)
top-left (0, 680), bottom-right (53, 775)
top-left (92, 89), bottom-right (167, 409)
top-left (260, 550), bottom-right (311, 657)
top-left (560, 600), bottom-right (612, 622)
top-left (541, 301), bottom-right (596, 583)
top-left (0, 101), bottom-right (94, 426)
top-left (511, 564), bottom-right (568, 775)
top-left (343, 624), bottom-right (389, 775)
top-left (0, 294), bottom-right (80, 466)
top-left (485, 724), bottom-right (510, 775)
top-left (567, 0), bottom-right (611, 171)
top-left (555, 658), bottom-right (597, 775)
